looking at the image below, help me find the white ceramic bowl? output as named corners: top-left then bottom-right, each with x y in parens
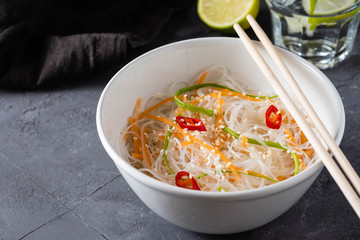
top-left (96, 37), bottom-right (345, 234)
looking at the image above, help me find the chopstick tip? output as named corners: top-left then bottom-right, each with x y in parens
top-left (233, 23), bottom-right (241, 32)
top-left (246, 14), bottom-right (254, 21)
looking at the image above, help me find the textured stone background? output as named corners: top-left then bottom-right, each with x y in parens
top-left (0, 1), bottom-right (359, 239)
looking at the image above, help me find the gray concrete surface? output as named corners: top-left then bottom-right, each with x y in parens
top-left (1, 1), bottom-right (359, 239)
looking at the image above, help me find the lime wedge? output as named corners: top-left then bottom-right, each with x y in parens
top-left (303, 0), bottom-right (356, 15)
top-left (197, 0), bottom-right (260, 33)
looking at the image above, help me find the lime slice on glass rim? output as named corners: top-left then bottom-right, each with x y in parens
top-left (303, 0), bottom-right (356, 15)
top-left (301, 0), bottom-right (360, 30)
top-left (197, 0), bottom-right (260, 33)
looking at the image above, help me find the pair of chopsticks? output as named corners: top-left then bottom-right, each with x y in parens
top-left (233, 15), bottom-right (360, 218)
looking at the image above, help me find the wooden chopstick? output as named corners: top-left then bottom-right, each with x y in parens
top-left (233, 19), bottom-right (360, 218)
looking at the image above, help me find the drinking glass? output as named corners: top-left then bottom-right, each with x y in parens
top-left (265, 0), bottom-right (360, 69)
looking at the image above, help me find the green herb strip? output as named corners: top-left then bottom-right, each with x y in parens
top-left (163, 126), bottom-right (175, 174)
top-left (222, 127), bottom-right (299, 175)
top-left (174, 83), bottom-right (278, 116)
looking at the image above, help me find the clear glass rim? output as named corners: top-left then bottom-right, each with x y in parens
top-left (265, 0), bottom-right (360, 18)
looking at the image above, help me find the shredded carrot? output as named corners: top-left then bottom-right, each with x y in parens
top-left (304, 149), bottom-right (314, 158)
top-left (194, 72), bottom-right (209, 97)
top-left (228, 178), bottom-right (236, 183)
top-left (300, 129), bottom-right (307, 143)
top-left (131, 153), bottom-right (143, 159)
top-left (141, 126), bottom-right (152, 168)
top-left (174, 107), bottom-right (184, 116)
top-left (138, 97), bottom-right (174, 119)
top-left (197, 71), bottom-right (208, 85)
top-left (284, 129), bottom-right (296, 147)
top-left (241, 135), bottom-right (248, 148)
top-left (281, 109), bottom-right (287, 124)
top-left (181, 140), bottom-right (194, 147)
top-left (277, 175), bottom-right (288, 181)
top-left (128, 117), bottom-right (141, 158)
top-left (134, 98), bottom-right (141, 120)
top-left (146, 115), bottom-right (241, 181)
top-left (172, 132), bottom-right (184, 140)
top-left (284, 129), bottom-right (306, 170)
top-left (300, 130), bottom-right (314, 158)
top-left (282, 109), bottom-right (296, 124)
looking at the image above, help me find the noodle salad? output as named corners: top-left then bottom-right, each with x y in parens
top-left (120, 65), bottom-right (316, 192)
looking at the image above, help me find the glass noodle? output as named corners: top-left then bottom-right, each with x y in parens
top-left (118, 65), bottom-right (317, 192)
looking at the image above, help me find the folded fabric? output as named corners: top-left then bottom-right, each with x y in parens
top-left (0, 0), bottom-right (192, 89)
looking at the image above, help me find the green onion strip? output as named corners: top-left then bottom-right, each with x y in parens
top-left (163, 126), bottom-right (175, 175)
top-left (174, 83), bottom-right (278, 117)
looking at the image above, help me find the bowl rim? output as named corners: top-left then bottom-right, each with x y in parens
top-left (96, 37), bottom-right (345, 201)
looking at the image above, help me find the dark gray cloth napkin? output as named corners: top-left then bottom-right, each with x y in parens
top-left (0, 0), bottom-right (191, 89)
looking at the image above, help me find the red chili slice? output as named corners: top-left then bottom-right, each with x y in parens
top-left (265, 105), bottom-right (282, 129)
top-left (175, 171), bottom-right (200, 190)
top-left (176, 116), bottom-right (207, 131)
